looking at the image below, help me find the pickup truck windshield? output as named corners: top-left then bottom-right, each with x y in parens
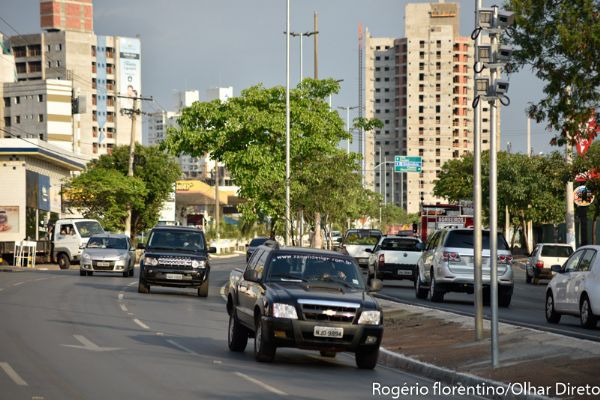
top-left (75, 221), bottom-right (104, 238)
top-left (266, 254), bottom-right (364, 289)
top-left (147, 230), bottom-right (205, 252)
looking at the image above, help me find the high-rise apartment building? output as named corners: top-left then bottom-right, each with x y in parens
top-left (364, 1), bottom-right (498, 214)
top-left (0, 0), bottom-right (141, 158)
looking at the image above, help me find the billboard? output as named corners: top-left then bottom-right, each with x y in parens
top-left (0, 206), bottom-right (19, 234)
top-left (119, 37), bottom-right (141, 109)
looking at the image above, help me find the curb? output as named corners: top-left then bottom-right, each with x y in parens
top-left (377, 348), bottom-right (551, 400)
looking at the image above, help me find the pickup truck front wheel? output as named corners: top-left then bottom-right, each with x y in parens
top-left (228, 313), bottom-right (248, 352)
top-left (254, 318), bottom-right (276, 362)
top-left (355, 347), bottom-right (379, 369)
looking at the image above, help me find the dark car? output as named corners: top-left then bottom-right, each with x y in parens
top-left (227, 241), bottom-right (384, 369)
top-left (137, 226), bottom-right (216, 297)
top-left (246, 236), bottom-right (270, 261)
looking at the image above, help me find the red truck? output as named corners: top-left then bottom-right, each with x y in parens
top-left (419, 203), bottom-right (473, 243)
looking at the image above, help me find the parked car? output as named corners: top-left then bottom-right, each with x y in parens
top-left (338, 229), bottom-right (382, 269)
top-left (227, 241), bottom-right (384, 369)
top-left (137, 226), bottom-right (216, 297)
top-left (366, 235), bottom-right (424, 284)
top-left (415, 228), bottom-right (514, 307)
top-left (80, 233), bottom-right (135, 277)
top-left (246, 236), bottom-right (270, 261)
top-left (525, 243), bottom-right (574, 284)
top-left (545, 245), bottom-right (600, 329)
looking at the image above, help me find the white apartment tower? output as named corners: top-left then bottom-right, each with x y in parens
top-left (364, 2), bottom-right (497, 214)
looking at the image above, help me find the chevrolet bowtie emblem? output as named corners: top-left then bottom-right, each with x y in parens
top-left (323, 309), bottom-right (337, 316)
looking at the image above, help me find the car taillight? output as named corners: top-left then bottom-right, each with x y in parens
top-left (535, 260), bottom-right (544, 268)
top-left (378, 254), bottom-right (385, 268)
top-left (442, 251), bottom-right (461, 262)
top-left (498, 255), bottom-right (513, 264)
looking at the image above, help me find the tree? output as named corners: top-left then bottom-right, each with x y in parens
top-left (508, 0), bottom-right (600, 145)
top-left (572, 141), bottom-right (600, 244)
top-left (64, 145), bottom-right (181, 240)
top-left (162, 79), bottom-right (379, 246)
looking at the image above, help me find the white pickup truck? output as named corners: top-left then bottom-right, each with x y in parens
top-left (366, 235), bottom-right (424, 284)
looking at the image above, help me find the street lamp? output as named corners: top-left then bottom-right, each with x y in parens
top-left (337, 105), bottom-right (360, 154)
top-left (287, 31), bottom-right (317, 83)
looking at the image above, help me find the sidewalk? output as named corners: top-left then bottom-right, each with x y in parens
top-left (378, 299), bottom-right (600, 399)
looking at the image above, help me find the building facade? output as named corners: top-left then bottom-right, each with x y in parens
top-left (364, 1), bottom-right (498, 214)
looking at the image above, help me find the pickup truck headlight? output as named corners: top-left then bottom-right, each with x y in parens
top-left (358, 310), bottom-right (381, 325)
top-left (272, 303), bottom-right (298, 319)
top-left (191, 259), bottom-right (206, 269)
top-left (144, 256), bottom-right (158, 266)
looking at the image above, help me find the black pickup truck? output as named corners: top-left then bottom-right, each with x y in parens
top-left (137, 226), bottom-right (216, 297)
top-left (226, 241), bottom-right (384, 369)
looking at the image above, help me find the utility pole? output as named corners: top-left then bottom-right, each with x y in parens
top-left (214, 162), bottom-right (220, 239)
top-left (285, 0), bottom-right (291, 246)
top-left (118, 93), bottom-right (152, 239)
top-left (565, 88), bottom-right (576, 249)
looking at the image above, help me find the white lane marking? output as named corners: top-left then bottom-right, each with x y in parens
top-left (0, 362), bottom-right (28, 386)
top-left (133, 318), bottom-right (149, 330)
top-left (12, 282), bottom-right (24, 287)
top-left (127, 312), bottom-right (134, 316)
top-left (128, 281), bottom-right (136, 286)
top-left (119, 304), bottom-right (128, 312)
top-left (220, 284), bottom-right (227, 302)
top-left (166, 339), bottom-right (198, 356)
top-left (156, 332), bottom-right (164, 336)
top-left (213, 360), bottom-right (222, 364)
top-left (118, 293), bottom-right (124, 300)
top-left (61, 335), bottom-right (121, 352)
top-left (234, 372), bottom-right (287, 396)
top-left (34, 278), bottom-right (49, 282)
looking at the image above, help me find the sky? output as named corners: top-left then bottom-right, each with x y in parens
top-left (1, 0), bottom-right (559, 155)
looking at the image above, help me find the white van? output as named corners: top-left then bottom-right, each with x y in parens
top-left (52, 219), bottom-right (104, 269)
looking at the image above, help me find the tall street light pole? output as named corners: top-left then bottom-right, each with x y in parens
top-left (285, 0), bottom-right (291, 246)
top-left (338, 105), bottom-right (359, 154)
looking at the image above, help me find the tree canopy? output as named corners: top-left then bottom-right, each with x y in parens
top-left (64, 145), bottom-right (181, 239)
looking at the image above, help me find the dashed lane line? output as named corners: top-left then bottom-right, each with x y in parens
top-left (133, 319), bottom-right (150, 330)
top-left (119, 304), bottom-right (128, 312)
top-left (166, 339), bottom-right (199, 356)
top-left (0, 362), bottom-right (28, 386)
top-left (118, 293), bottom-right (124, 300)
top-left (12, 282), bottom-right (24, 287)
top-left (234, 372), bottom-right (288, 396)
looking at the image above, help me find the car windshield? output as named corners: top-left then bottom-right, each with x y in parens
top-left (444, 231), bottom-right (509, 250)
top-left (249, 237), bottom-right (269, 247)
top-left (344, 231), bottom-right (381, 245)
top-left (541, 245), bottom-right (573, 258)
top-left (87, 237), bottom-right (128, 250)
top-left (147, 230), bottom-right (205, 251)
top-left (75, 221), bottom-right (104, 238)
top-left (380, 238), bottom-right (421, 251)
top-left (266, 254), bottom-right (365, 289)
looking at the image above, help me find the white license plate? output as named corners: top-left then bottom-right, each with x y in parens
top-left (397, 269), bottom-right (412, 276)
top-left (313, 326), bottom-right (343, 338)
top-left (166, 273), bottom-right (183, 280)
top-left (97, 262), bottom-right (110, 267)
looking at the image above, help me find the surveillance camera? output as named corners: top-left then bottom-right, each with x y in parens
top-left (497, 45), bottom-right (513, 62)
top-left (497, 11), bottom-right (515, 28)
top-left (475, 78), bottom-right (490, 96)
top-left (477, 45), bottom-right (492, 63)
top-left (478, 8), bottom-right (494, 29)
top-left (494, 79), bottom-right (510, 95)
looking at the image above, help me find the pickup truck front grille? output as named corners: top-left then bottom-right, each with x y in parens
top-left (298, 299), bottom-right (359, 323)
top-left (157, 256), bottom-right (193, 270)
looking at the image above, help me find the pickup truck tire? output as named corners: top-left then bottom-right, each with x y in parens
top-left (355, 347), bottom-right (379, 369)
top-left (415, 273), bottom-right (428, 299)
top-left (228, 313), bottom-right (248, 352)
top-left (138, 280), bottom-right (150, 294)
top-left (320, 351), bottom-right (336, 358)
top-left (429, 269), bottom-right (444, 303)
top-left (254, 318), bottom-right (276, 362)
top-left (57, 253), bottom-right (70, 270)
top-left (197, 279), bottom-right (209, 297)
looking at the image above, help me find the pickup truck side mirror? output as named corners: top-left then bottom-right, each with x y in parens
top-left (79, 244), bottom-right (86, 250)
top-left (551, 264), bottom-right (563, 273)
top-left (369, 279), bottom-right (383, 292)
top-left (207, 246), bottom-right (217, 254)
top-left (243, 269), bottom-right (258, 282)
top-left (137, 243), bottom-right (145, 250)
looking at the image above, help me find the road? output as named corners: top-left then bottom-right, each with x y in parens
top-left (377, 261), bottom-right (600, 342)
top-left (0, 255), bottom-right (476, 400)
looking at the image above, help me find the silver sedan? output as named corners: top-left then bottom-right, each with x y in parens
top-left (80, 234), bottom-right (135, 277)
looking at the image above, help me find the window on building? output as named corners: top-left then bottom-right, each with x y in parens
top-left (55, 44), bottom-right (62, 51)
top-left (436, 105), bottom-right (441, 113)
top-left (419, 51), bottom-right (425, 59)
top-left (38, 114), bottom-right (44, 122)
top-left (436, 73), bottom-right (441, 81)
top-left (419, 73), bottom-right (424, 81)
top-left (375, 56), bottom-right (380, 61)
top-left (375, 67), bottom-right (380, 71)
top-left (436, 94), bottom-right (441, 102)
top-left (4, 117), bottom-right (10, 127)
top-left (436, 62), bottom-right (441, 70)
top-left (37, 94), bottom-right (43, 102)
top-left (436, 84), bottom-right (441, 92)
top-left (419, 106), bottom-right (424, 113)
top-left (420, 41), bottom-right (425, 48)
top-left (436, 116), bottom-right (441, 124)
top-left (3, 97), bottom-right (9, 107)
top-left (15, 115), bottom-right (21, 124)
top-left (436, 138), bottom-right (441, 145)
top-left (436, 149), bottom-right (441, 156)
top-left (436, 127), bottom-right (441, 135)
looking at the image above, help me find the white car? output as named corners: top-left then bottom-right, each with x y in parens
top-left (80, 234), bottom-right (135, 277)
top-left (525, 243), bottom-right (573, 284)
top-left (545, 245), bottom-right (600, 329)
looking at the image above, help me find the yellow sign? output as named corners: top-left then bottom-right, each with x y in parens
top-left (176, 180), bottom-right (207, 193)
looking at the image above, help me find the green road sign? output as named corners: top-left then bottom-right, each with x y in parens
top-left (394, 155), bottom-right (422, 173)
